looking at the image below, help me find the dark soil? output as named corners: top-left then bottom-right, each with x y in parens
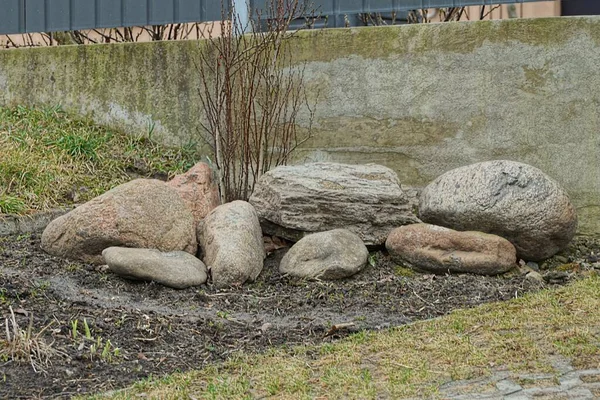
top-left (0, 233), bottom-right (599, 399)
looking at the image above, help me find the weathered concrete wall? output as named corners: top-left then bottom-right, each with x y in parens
top-left (1, 17), bottom-right (599, 235)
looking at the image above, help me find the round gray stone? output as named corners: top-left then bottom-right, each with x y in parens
top-left (419, 160), bottom-right (577, 261)
top-left (280, 229), bottom-right (369, 280)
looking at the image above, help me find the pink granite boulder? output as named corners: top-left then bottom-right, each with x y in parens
top-left (41, 179), bottom-right (197, 264)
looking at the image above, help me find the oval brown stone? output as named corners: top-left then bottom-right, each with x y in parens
top-left (385, 223), bottom-right (517, 275)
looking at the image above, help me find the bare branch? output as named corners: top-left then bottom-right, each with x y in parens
top-left (194, 0), bottom-right (318, 201)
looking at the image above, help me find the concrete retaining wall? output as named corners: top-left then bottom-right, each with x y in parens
top-left (1, 17), bottom-right (599, 235)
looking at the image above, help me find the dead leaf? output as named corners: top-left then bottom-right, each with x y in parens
top-left (264, 236), bottom-right (288, 254)
top-left (13, 308), bottom-right (29, 316)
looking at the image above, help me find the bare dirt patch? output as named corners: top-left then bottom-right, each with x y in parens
top-left (0, 234), bottom-right (598, 399)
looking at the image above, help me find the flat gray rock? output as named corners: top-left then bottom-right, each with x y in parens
top-left (419, 160), bottom-right (577, 261)
top-left (198, 201), bottom-right (265, 288)
top-left (280, 229), bottom-right (369, 280)
top-left (102, 247), bottom-right (207, 289)
top-left (249, 162), bottom-right (420, 246)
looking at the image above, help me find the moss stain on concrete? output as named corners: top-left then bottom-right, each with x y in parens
top-left (520, 64), bottom-right (553, 94)
top-left (289, 17), bottom-right (600, 63)
top-left (0, 40), bottom-right (213, 149)
top-left (305, 117), bottom-right (460, 148)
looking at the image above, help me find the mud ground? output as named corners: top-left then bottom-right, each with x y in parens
top-left (0, 233), bottom-right (598, 399)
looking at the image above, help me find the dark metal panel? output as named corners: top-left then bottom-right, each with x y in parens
top-left (205, 0), bottom-right (225, 21)
top-left (562, 0), bottom-right (600, 16)
top-left (395, 0), bottom-right (428, 7)
top-left (363, 0), bottom-right (391, 13)
top-left (149, 0), bottom-right (174, 25)
top-left (459, 1), bottom-right (499, 5)
top-left (71, 0), bottom-right (96, 30)
top-left (176, 0), bottom-right (203, 24)
top-left (123, 0), bottom-right (148, 26)
top-left (97, 0), bottom-right (122, 28)
top-left (0, 0), bottom-right (24, 34)
top-left (314, 0), bottom-right (333, 14)
top-left (342, 0), bottom-right (368, 14)
top-left (46, 0), bottom-right (71, 31)
top-left (24, 0), bottom-right (46, 33)
top-left (0, 0), bottom-right (551, 35)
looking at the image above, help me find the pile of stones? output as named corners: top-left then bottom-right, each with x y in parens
top-left (41, 160), bottom-right (577, 289)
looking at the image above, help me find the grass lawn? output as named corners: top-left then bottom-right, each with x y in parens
top-left (87, 276), bottom-right (600, 399)
top-left (0, 105), bottom-right (199, 215)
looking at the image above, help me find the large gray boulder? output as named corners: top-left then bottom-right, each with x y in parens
top-left (386, 223), bottom-right (517, 275)
top-left (41, 179), bottom-right (197, 264)
top-left (280, 229), bottom-right (369, 280)
top-left (102, 247), bottom-right (207, 289)
top-left (419, 161), bottom-right (577, 261)
top-left (249, 163), bottom-right (420, 246)
top-left (198, 201), bottom-right (265, 287)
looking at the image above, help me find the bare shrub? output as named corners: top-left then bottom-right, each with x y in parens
top-left (196, 0), bottom-right (317, 202)
top-left (1, 22), bottom-right (217, 49)
top-left (357, 5), bottom-right (504, 26)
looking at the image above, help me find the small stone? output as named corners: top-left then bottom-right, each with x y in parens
top-left (543, 270), bottom-right (571, 283)
top-left (517, 264), bottom-right (535, 276)
top-left (95, 264), bottom-right (110, 273)
top-left (102, 247), bottom-right (207, 289)
top-left (586, 253), bottom-right (599, 263)
top-left (555, 255), bottom-right (569, 264)
top-left (526, 261), bottom-right (539, 271)
top-left (280, 229), bottom-right (369, 280)
top-left (385, 223), bottom-right (517, 275)
top-left (525, 270), bottom-right (544, 283)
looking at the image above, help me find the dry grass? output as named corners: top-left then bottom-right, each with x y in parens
top-left (87, 277), bottom-right (600, 399)
top-left (0, 105), bottom-right (198, 215)
top-left (0, 306), bottom-right (66, 373)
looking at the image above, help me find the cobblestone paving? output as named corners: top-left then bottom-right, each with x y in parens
top-left (433, 357), bottom-right (600, 399)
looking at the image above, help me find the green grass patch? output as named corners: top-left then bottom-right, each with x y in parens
top-left (393, 264), bottom-right (416, 277)
top-left (0, 105), bottom-right (199, 215)
top-left (87, 277), bottom-right (600, 399)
